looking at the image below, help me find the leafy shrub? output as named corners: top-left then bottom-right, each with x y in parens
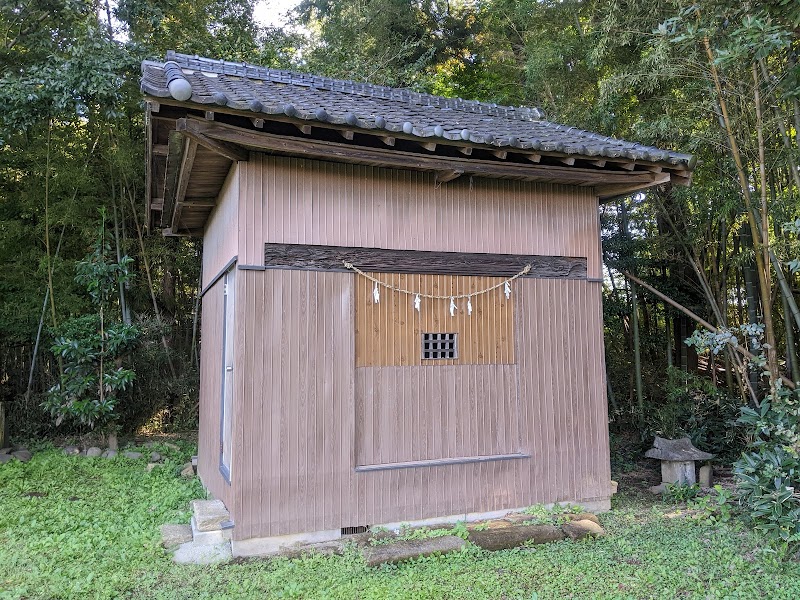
top-left (662, 482), bottom-right (701, 503)
top-left (44, 314), bottom-right (139, 427)
top-left (689, 485), bottom-right (735, 523)
top-left (734, 389), bottom-right (800, 546)
top-left (735, 445), bottom-right (800, 544)
top-left (645, 367), bottom-right (745, 459)
top-left (43, 218), bottom-right (138, 433)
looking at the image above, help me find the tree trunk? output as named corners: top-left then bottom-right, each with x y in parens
top-left (0, 402), bottom-right (8, 449)
top-left (782, 291), bottom-right (800, 383)
top-left (740, 224), bottom-right (762, 391)
top-left (113, 199), bottom-right (131, 325)
top-left (620, 200), bottom-right (644, 424)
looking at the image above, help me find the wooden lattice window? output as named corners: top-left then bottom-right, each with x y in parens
top-left (422, 333), bottom-right (458, 360)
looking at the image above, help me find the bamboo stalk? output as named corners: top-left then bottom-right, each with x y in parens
top-left (44, 119), bottom-right (57, 331)
top-left (27, 135), bottom-right (100, 400)
top-left (26, 226), bottom-right (65, 401)
top-left (125, 186), bottom-right (177, 379)
top-left (190, 270), bottom-right (201, 369)
top-left (702, 36), bottom-right (778, 389)
top-left (650, 191), bottom-right (752, 399)
top-left (769, 249), bottom-right (800, 334)
top-left (620, 200), bottom-right (644, 423)
top-left (113, 197), bottom-right (131, 325)
top-left (758, 60), bottom-right (800, 191)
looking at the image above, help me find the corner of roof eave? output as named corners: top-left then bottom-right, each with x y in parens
top-left (596, 169), bottom-right (692, 203)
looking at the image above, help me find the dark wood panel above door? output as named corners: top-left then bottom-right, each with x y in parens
top-left (263, 243), bottom-right (587, 279)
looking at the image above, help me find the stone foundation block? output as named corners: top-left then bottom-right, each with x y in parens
top-left (172, 541), bottom-right (231, 565)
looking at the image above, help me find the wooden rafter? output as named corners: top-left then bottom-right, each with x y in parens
top-left (179, 117), bottom-right (663, 188)
top-left (171, 138), bottom-right (198, 231)
top-left (435, 170), bottom-right (463, 184)
top-left (176, 119), bottom-right (249, 162)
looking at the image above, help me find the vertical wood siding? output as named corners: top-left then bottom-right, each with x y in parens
top-left (197, 278), bottom-right (233, 508)
top-left (355, 365), bottom-right (521, 466)
top-left (237, 155), bottom-right (602, 279)
top-left (231, 271), bottom-right (610, 540)
top-left (220, 154), bottom-right (610, 540)
top-left (355, 273), bottom-right (515, 367)
top-left (202, 164), bottom-right (239, 287)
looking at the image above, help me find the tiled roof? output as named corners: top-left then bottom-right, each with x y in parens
top-left (141, 51), bottom-right (694, 167)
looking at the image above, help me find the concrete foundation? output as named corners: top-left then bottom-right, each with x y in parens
top-left (229, 497), bottom-right (611, 558)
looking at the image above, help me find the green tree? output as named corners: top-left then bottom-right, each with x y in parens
top-left (44, 217), bottom-right (139, 439)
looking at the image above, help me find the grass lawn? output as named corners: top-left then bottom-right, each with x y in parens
top-left (1, 444), bottom-right (799, 599)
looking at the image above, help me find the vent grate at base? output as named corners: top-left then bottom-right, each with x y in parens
top-left (341, 525), bottom-right (370, 536)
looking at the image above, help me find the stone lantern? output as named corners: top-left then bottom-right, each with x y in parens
top-left (645, 437), bottom-right (714, 492)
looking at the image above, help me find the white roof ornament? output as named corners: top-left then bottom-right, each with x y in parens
top-left (164, 61), bottom-right (192, 101)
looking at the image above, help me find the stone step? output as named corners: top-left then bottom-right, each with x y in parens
top-left (191, 516), bottom-right (233, 545)
top-left (190, 499), bottom-right (230, 532)
top-left (161, 524), bottom-right (193, 548)
top-left (172, 541), bottom-right (232, 565)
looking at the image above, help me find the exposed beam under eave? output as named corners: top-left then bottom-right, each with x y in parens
top-left (178, 199), bottom-right (216, 208)
top-left (171, 138), bottom-right (198, 231)
top-left (179, 117), bottom-right (663, 188)
top-left (176, 119), bottom-right (249, 162)
top-left (435, 169), bottom-right (464, 184)
top-left (163, 227), bottom-right (203, 237)
top-left (596, 172), bottom-right (671, 201)
top-left (161, 130), bottom-right (186, 229)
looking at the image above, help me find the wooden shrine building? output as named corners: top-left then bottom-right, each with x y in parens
top-left (142, 52), bottom-right (694, 554)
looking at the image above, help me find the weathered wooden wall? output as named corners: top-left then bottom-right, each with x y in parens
top-left (230, 270), bottom-right (609, 539)
top-left (197, 277), bottom-right (233, 508)
top-left (213, 155), bottom-right (610, 540)
top-left (202, 164), bottom-right (239, 287)
top-left (196, 162), bottom-right (240, 505)
top-left (236, 154), bottom-right (602, 279)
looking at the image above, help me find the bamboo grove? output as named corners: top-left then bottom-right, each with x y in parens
top-left (1, 0), bottom-right (799, 447)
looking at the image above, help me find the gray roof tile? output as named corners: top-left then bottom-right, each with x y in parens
top-left (141, 52), bottom-right (694, 167)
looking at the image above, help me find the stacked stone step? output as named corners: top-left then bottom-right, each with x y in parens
top-left (164, 499), bottom-right (233, 564)
top-left (190, 499), bottom-right (233, 544)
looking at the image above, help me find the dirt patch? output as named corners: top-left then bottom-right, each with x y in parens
top-left (614, 459), bottom-right (662, 493)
